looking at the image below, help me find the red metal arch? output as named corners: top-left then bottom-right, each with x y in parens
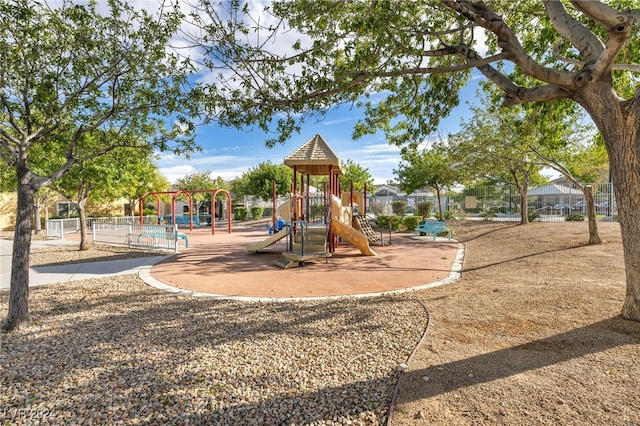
top-left (138, 189), bottom-right (233, 235)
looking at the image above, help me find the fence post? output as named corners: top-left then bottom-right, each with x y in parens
top-left (128, 223), bottom-right (133, 248)
top-left (92, 222), bottom-right (96, 243)
top-left (60, 220), bottom-right (64, 240)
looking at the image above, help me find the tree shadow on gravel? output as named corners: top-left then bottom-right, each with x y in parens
top-left (1, 284), bottom-right (425, 423)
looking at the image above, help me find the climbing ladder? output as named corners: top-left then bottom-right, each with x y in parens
top-left (352, 215), bottom-right (391, 246)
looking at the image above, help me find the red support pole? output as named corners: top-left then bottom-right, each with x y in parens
top-left (171, 195), bottom-right (176, 227)
top-left (306, 173), bottom-right (310, 223)
top-left (272, 181), bottom-right (277, 226)
top-left (156, 197), bottom-right (161, 224)
top-left (350, 181), bottom-right (354, 216)
top-left (214, 189), bottom-right (218, 235)
top-left (292, 165), bottom-right (298, 221)
top-left (363, 182), bottom-right (367, 216)
top-left (300, 172), bottom-right (304, 221)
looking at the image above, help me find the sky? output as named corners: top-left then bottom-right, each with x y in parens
top-left (55, 0), bottom-right (486, 185)
top-left (151, 0), bottom-right (488, 186)
top-left (155, 82), bottom-right (481, 185)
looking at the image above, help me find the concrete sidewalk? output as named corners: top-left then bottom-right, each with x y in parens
top-left (0, 239), bottom-right (166, 289)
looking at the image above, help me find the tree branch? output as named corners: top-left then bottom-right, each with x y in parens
top-left (543, 0), bottom-right (604, 63)
top-left (440, 0), bottom-right (576, 88)
top-left (551, 45), bottom-right (640, 73)
top-left (567, 0), bottom-right (636, 80)
top-left (569, 0), bottom-right (630, 28)
top-left (502, 85), bottom-right (571, 106)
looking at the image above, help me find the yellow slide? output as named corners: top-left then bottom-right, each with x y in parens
top-left (245, 227), bottom-right (289, 252)
top-left (331, 218), bottom-right (377, 256)
top-left (277, 199), bottom-right (292, 222)
top-left (330, 195), bottom-right (377, 256)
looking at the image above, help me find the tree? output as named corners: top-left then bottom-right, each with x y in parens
top-left (533, 134), bottom-right (609, 244)
top-left (192, 0), bottom-right (640, 321)
top-left (234, 162), bottom-right (293, 201)
top-left (0, 1), bottom-right (197, 331)
top-left (447, 88), bottom-right (548, 224)
top-left (338, 159), bottom-right (374, 192)
top-left (52, 135), bottom-right (160, 250)
top-left (121, 163), bottom-right (171, 217)
top-left (175, 170), bottom-right (217, 192)
top-left (395, 143), bottom-right (457, 221)
top-left (523, 102), bottom-right (607, 243)
top-left (174, 170), bottom-right (217, 219)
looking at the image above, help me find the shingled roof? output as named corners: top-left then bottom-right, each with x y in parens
top-left (284, 134), bottom-right (343, 176)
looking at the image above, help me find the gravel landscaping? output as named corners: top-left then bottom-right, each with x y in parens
top-left (1, 273), bottom-right (428, 425)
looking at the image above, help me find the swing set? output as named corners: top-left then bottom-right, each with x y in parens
top-left (138, 189), bottom-right (233, 235)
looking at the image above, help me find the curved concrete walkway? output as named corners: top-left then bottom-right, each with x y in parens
top-left (0, 239), bottom-right (165, 289)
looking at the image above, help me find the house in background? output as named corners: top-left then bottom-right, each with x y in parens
top-left (367, 184), bottom-right (440, 215)
top-left (527, 183), bottom-right (584, 209)
top-left (0, 193), bottom-right (16, 230)
top-left (0, 190), bottom-right (129, 231)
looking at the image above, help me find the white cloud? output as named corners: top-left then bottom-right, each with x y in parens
top-left (159, 164), bottom-right (197, 183)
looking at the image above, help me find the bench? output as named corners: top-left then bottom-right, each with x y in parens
top-left (137, 225), bottom-right (189, 248)
top-left (414, 220), bottom-right (451, 240)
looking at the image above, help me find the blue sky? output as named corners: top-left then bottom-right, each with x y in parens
top-left (56, 0), bottom-right (487, 185)
top-left (156, 78), bottom-right (483, 185)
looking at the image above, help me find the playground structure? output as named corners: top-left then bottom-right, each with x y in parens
top-left (245, 134), bottom-right (390, 268)
top-left (138, 189), bottom-right (233, 235)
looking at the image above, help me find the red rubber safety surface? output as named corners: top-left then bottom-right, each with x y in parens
top-left (149, 223), bottom-right (460, 299)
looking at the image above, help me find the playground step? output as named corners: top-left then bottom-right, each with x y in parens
top-left (306, 225), bottom-right (327, 233)
top-left (294, 232), bottom-right (326, 243)
top-left (292, 242), bottom-right (327, 253)
top-left (273, 256), bottom-right (301, 269)
top-left (296, 226), bottom-right (326, 238)
top-left (281, 250), bottom-right (332, 262)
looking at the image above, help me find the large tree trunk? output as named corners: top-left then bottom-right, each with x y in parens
top-left (3, 167), bottom-right (35, 332)
top-left (580, 88), bottom-right (640, 321)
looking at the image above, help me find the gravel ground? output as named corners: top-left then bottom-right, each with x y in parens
top-left (1, 264), bottom-right (428, 425)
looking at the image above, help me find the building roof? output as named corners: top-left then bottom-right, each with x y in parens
top-left (528, 183), bottom-right (582, 196)
top-left (284, 134), bottom-right (343, 176)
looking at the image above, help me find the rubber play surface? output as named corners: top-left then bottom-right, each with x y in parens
top-left (149, 223), bottom-right (461, 299)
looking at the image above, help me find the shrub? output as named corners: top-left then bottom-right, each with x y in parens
top-left (368, 201), bottom-right (385, 216)
top-left (479, 210), bottom-right (497, 221)
top-left (403, 216), bottom-right (422, 230)
top-left (376, 215), bottom-right (403, 231)
top-left (443, 209), bottom-right (458, 220)
top-left (565, 213), bottom-right (585, 221)
top-left (391, 200), bottom-right (407, 216)
top-left (415, 201), bottom-right (433, 218)
top-left (528, 210), bottom-right (540, 222)
top-left (234, 207), bottom-right (249, 221)
top-left (250, 206), bottom-right (264, 219)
